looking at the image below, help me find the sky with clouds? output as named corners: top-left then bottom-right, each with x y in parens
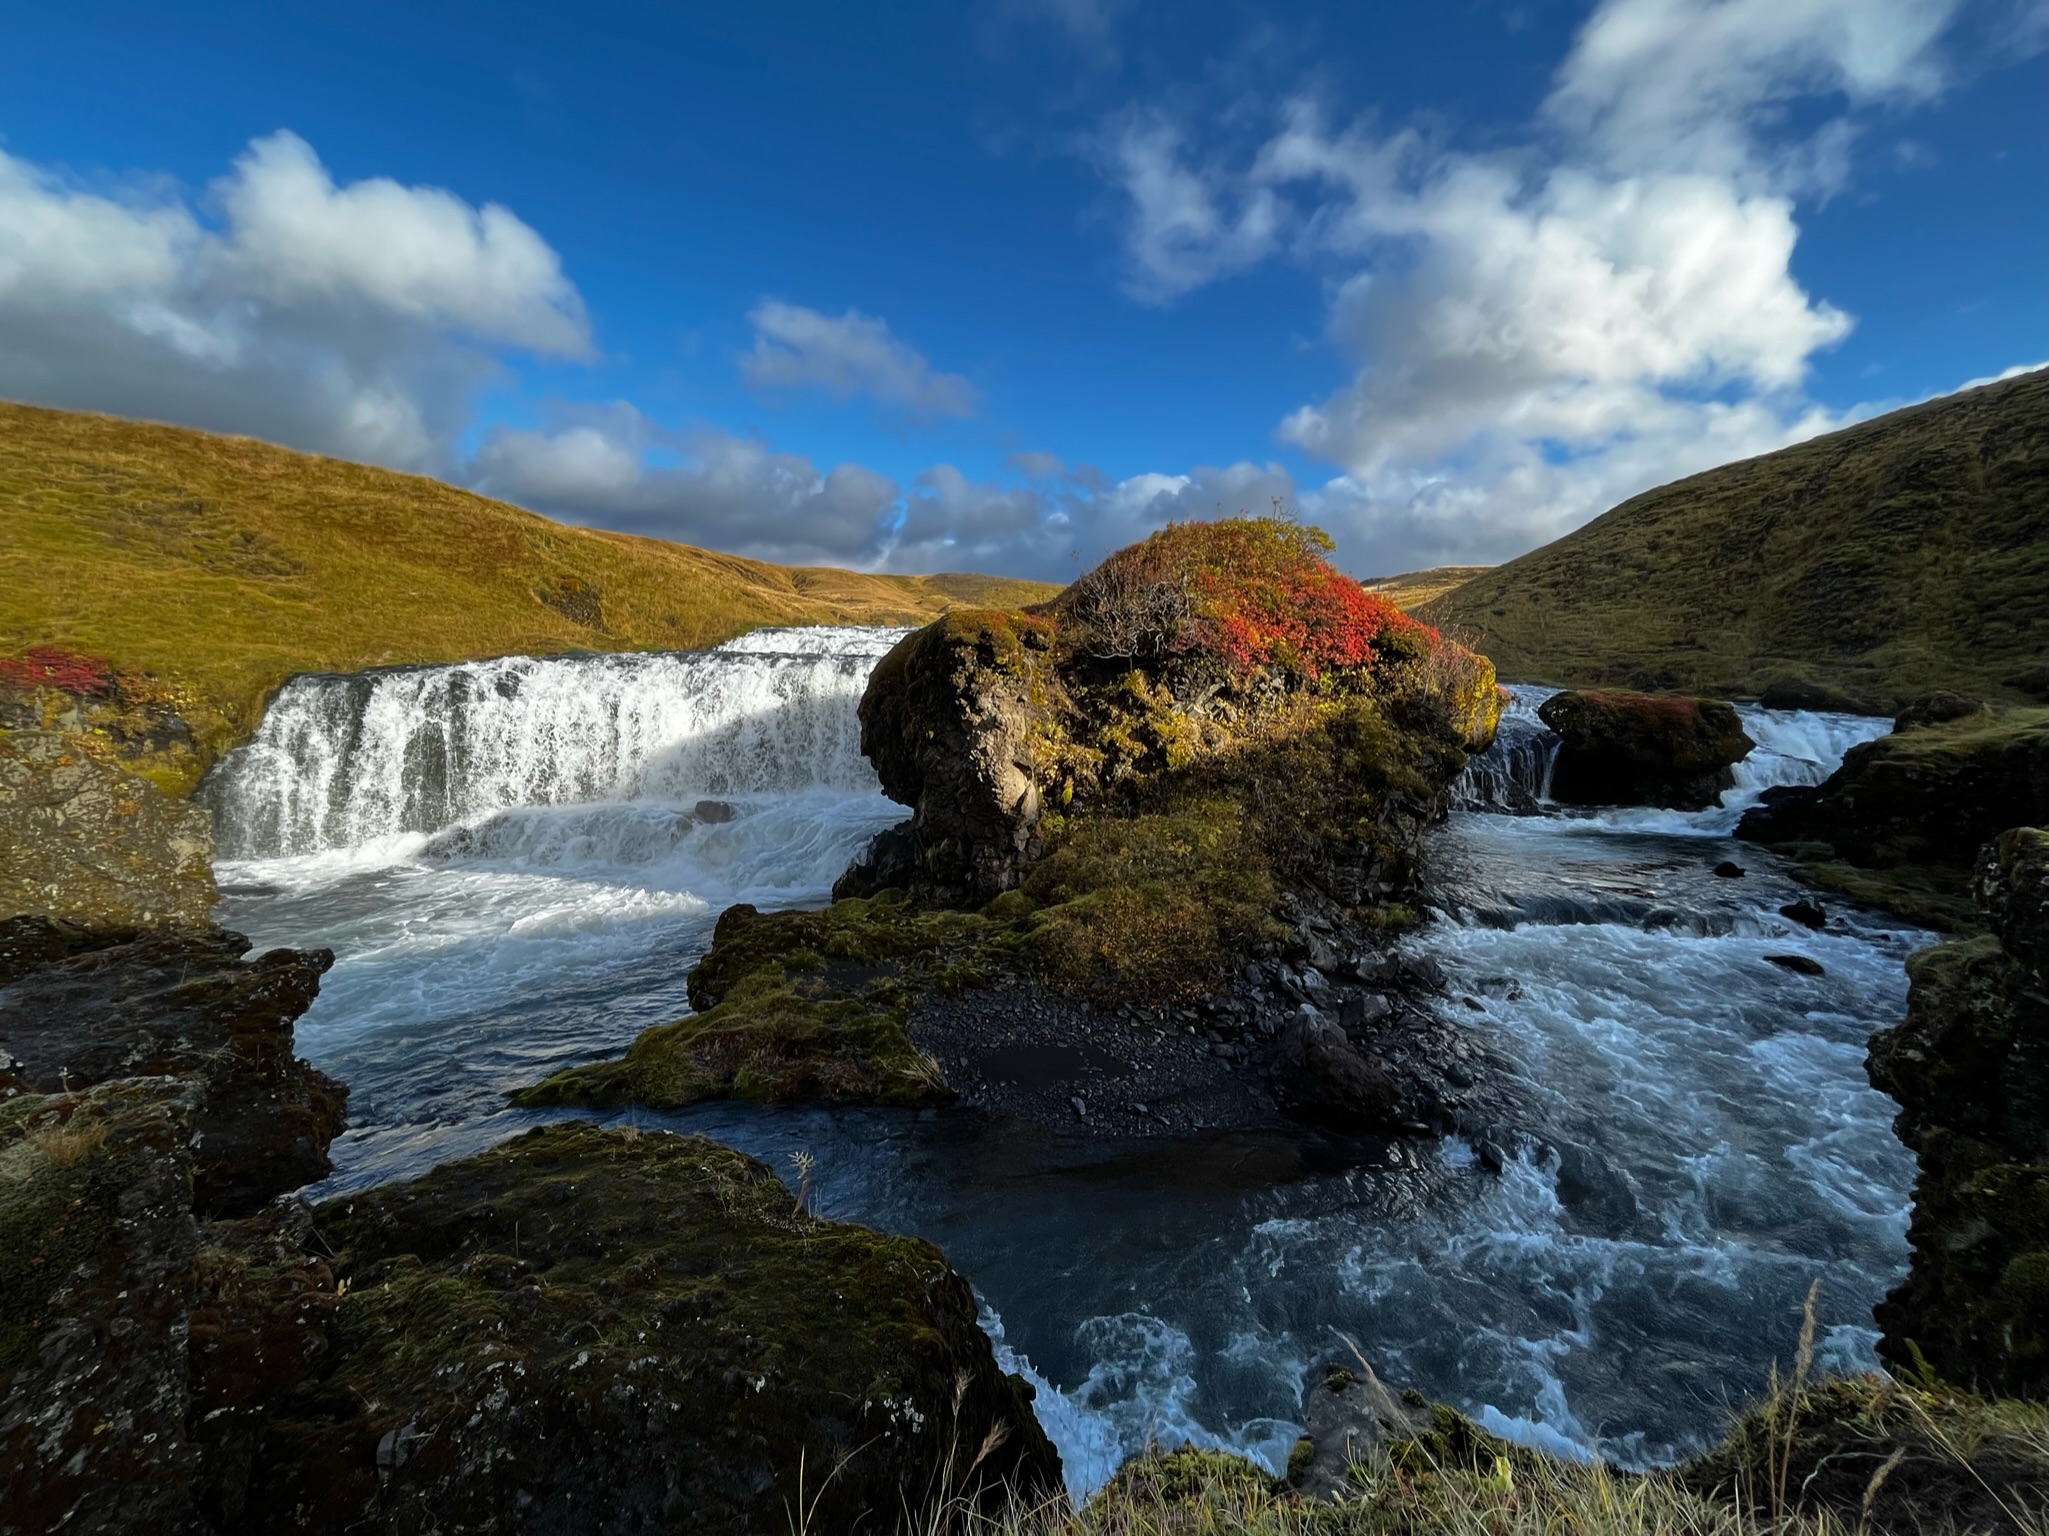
top-left (2, 0), bottom-right (2042, 579)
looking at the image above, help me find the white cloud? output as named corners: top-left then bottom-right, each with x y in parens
top-left (472, 407), bottom-right (905, 565)
top-left (1092, 0), bottom-right (1981, 571)
top-left (1108, 115), bottom-right (1284, 303)
top-left (0, 131), bottom-right (588, 475)
top-left (217, 132), bottom-right (590, 354)
top-left (1549, 0), bottom-right (1963, 185)
top-left (741, 300), bottom-right (978, 419)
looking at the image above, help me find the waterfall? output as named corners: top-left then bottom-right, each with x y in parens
top-left (1456, 687), bottom-right (1561, 812)
top-left (1455, 686), bottom-right (1889, 819)
top-left (208, 627), bottom-right (906, 859)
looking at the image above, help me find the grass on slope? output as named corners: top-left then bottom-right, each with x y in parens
top-left (0, 403), bottom-right (1057, 785)
top-left (1419, 371), bottom-right (2049, 711)
top-left (1362, 565), bottom-right (1492, 612)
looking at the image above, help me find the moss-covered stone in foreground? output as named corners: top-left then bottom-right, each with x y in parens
top-left (204, 1123), bottom-right (1059, 1532)
top-left (516, 894), bottom-right (982, 1109)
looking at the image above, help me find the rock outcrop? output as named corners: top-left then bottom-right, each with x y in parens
top-left (0, 1080), bottom-right (206, 1536)
top-left (1866, 827), bottom-right (2048, 1397)
top-left (1736, 705), bottom-right (2049, 926)
top-left (3, 1111), bottom-right (1060, 1535)
top-left (0, 922), bottom-right (346, 1217)
top-left (0, 730), bottom-right (215, 929)
top-left (1536, 689), bottom-right (1755, 809)
top-left (528, 519), bottom-right (1506, 1125)
top-left (855, 610), bottom-right (1054, 906)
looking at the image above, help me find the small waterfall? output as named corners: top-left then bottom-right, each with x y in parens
top-left (1456, 687), bottom-right (1560, 812)
top-left (1455, 686), bottom-right (1889, 818)
top-left (209, 627), bottom-right (906, 859)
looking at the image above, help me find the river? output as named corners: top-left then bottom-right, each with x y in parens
top-left (209, 631), bottom-right (1921, 1501)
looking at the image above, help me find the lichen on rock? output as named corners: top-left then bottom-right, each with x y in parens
top-left (0, 728), bottom-right (215, 930)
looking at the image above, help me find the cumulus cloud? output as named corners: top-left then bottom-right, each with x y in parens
top-left (472, 406), bottom-right (904, 565)
top-left (1549, 0), bottom-right (1963, 185)
top-left (741, 300), bottom-right (979, 419)
top-left (0, 131), bottom-right (588, 475)
top-left (1092, 0), bottom-right (1984, 571)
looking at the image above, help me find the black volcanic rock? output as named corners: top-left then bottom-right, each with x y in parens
top-left (0, 923), bottom-right (345, 1217)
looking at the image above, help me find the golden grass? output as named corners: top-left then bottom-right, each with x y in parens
top-left (1420, 372), bottom-right (2049, 710)
top-left (0, 401), bottom-right (1056, 785)
top-left (1362, 566), bottom-right (1493, 612)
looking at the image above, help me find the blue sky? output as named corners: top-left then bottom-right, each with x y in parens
top-left (1, 0), bottom-right (2042, 579)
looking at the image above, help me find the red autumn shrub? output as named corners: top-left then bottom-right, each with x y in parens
top-left (1060, 518), bottom-right (1441, 682)
top-left (0, 646), bottom-right (118, 698)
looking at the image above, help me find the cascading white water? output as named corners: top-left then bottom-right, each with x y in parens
top-left (1455, 685), bottom-right (1891, 829)
top-left (209, 626), bottom-right (903, 858)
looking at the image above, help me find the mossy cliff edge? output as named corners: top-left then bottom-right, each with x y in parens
top-left (525, 519), bottom-right (1503, 1117)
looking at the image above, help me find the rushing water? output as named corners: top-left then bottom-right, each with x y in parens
top-left (212, 643), bottom-right (1921, 1501)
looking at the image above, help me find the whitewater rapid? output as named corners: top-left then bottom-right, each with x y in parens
top-left (210, 645), bottom-right (1921, 1502)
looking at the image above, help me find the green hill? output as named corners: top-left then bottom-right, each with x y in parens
top-left (0, 403), bottom-right (1057, 790)
top-left (1418, 371), bottom-right (2049, 711)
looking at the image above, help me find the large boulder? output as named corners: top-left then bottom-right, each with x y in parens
top-left (1866, 827), bottom-right (2049, 1396)
top-left (1536, 689), bottom-right (1755, 809)
top-left (0, 923), bottom-right (345, 1217)
top-left (0, 729), bottom-right (215, 929)
top-left (197, 1124), bottom-right (1061, 1534)
top-left (857, 610), bottom-right (1055, 906)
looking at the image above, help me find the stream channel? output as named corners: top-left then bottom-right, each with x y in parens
top-left (208, 627), bottom-right (1923, 1500)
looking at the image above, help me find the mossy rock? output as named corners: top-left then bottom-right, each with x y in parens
top-left (1737, 707), bottom-right (2049, 925)
top-left (516, 894), bottom-right (986, 1111)
top-left (204, 1123), bottom-right (1063, 1533)
top-left (1537, 689), bottom-right (1755, 809)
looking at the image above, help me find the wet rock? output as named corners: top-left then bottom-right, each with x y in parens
top-left (831, 819), bottom-right (918, 899)
top-left (1779, 899), bottom-right (1827, 930)
top-left (1537, 690), bottom-right (1755, 810)
top-left (1273, 1006), bottom-right (1404, 1130)
top-left (0, 729), bottom-right (215, 929)
top-left (1713, 860), bottom-right (1745, 878)
top-left (1552, 1141), bottom-right (1640, 1234)
top-left (1764, 953), bottom-right (1825, 976)
top-left (1287, 1360), bottom-right (1431, 1501)
top-left (0, 925), bottom-right (345, 1217)
top-left (1338, 991), bottom-right (1392, 1030)
top-left (1867, 827), bottom-right (2049, 1397)
top-left (691, 797), bottom-right (740, 824)
top-left (0, 1079), bottom-right (206, 1536)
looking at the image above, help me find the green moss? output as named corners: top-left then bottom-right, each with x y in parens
top-left (1792, 859), bottom-right (1980, 932)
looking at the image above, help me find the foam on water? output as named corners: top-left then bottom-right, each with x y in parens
top-left (209, 637), bottom-right (1921, 1500)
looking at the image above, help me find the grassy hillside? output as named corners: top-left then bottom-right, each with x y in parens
top-left (0, 402), bottom-right (1057, 786)
top-left (1363, 564), bottom-right (1491, 611)
top-left (1419, 371), bottom-right (2049, 710)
